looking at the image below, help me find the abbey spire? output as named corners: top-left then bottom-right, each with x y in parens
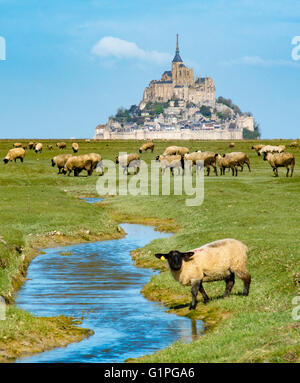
top-left (172, 34), bottom-right (183, 63)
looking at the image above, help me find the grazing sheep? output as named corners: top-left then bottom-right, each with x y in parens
top-left (64, 155), bottom-right (93, 177)
top-left (72, 143), bottom-right (79, 153)
top-left (289, 141), bottom-right (297, 148)
top-left (163, 146), bottom-right (189, 156)
top-left (28, 142), bottom-right (35, 150)
top-left (258, 145), bottom-right (285, 156)
top-left (263, 152), bottom-right (295, 177)
top-left (225, 152), bottom-right (251, 172)
top-left (184, 151), bottom-right (218, 176)
top-left (34, 143), bottom-right (43, 153)
top-left (47, 144), bottom-right (53, 150)
top-left (3, 148), bottom-right (25, 164)
top-left (51, 154), bottom-right (72, 174)
top-left (251, 144), bottom-right (265, 154)
top-left (22, 145), bottom-right (28, 150)
top-left (84, 153), bottom-right (103, 175)
top-left (116, 153), bottom-right (140, 174)
top-left (215, 153), bottom-right (238, 176)
top-left (139, 142), bottom-right (154, 153)
top-left (56, 142), bottom-right (67, 150)
top-left (13, 143), bottom-right (23, 148)
top-left (155, 238), bottom-right (251, 310)
top-left (156, 154), bottom-right (183, 175)
top-left (85, 139), bottom-right (91, 143)
top-left (229, 142), bottom-right (235, 148)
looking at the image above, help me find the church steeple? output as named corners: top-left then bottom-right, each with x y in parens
top-left (172, 34), bottom-right (183, 63)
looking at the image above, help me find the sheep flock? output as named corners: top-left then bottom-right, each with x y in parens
top-left (2, 140), bottom-right (297, 178)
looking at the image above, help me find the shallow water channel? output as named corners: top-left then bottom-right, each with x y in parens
top-left (16, 200), bottom-right (202, 362)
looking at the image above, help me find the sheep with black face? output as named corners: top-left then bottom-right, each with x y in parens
top-left (155, 238), bottom-right (251, 310)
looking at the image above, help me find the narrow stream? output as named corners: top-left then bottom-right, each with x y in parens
top-left (15, 201), bottom-right (202, 362)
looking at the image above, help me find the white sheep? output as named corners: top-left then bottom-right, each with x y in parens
top-left (225, 152), bottom-right (251, 172)
top-left (156, 154), bottom-right (183, 175)
top-left (263, 152), bottom-right (295, 177)
top-left (184, 151), bottom-right (218, 176)
top-left (51, 154), bottom-right (72, 174)
top-left (258, 145), bottom-right (285, 156)
top-left (72, 143), bottom-right (79, 153)
top-left (139, 142), bottom-right (154, 153)
top-left (163, 146), bottom-right (189, 156)
top-left (56, 142), bottom-right (67, 150)
top-left (64, 155), bottom-right (93, 176)
top-left (83, 153), bottom-right (104, 175)
top-left (3, 148), bottom-right (26, 164)
top-left (34, 143), bottom-right (43, 153)
top-left (214, 153), bottom-right (238, 176)
top-left (251, 144), bottom-right (265, 155)
top-left (116, 153), bottom-right (140, 174)
top-left (155, 238), bottom-right (251, 310)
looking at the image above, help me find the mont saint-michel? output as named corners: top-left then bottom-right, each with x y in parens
top-left (94, 36), bottom-right (256, 140)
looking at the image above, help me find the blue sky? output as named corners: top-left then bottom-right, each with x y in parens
top-left (0, 0), bottom-right (300, 139)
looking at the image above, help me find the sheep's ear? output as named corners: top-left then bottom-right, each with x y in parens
top-left (155, 253), bottom-right (168, 260)
top-left (222, 153), bottom-right (226, 157)
top-left (182, 251), bottom-right (194, 261)
top-left (214, 153), bottom-right (218, 158)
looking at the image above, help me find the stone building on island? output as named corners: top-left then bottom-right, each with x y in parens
top-left (94, 35), bottom-right (254, 140)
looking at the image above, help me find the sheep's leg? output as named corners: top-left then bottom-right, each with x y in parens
top-left (235, 166), bottom-right (238, 177)
top-left (199, 281), bottom-right (209, 304)
top-left (235, 270), bottom-right (251, 296)
top-left (206, 166), bottom-right (210, 176)
top-left (246, 161), bottom-right (251, 172)
top-left (291, 165), bottom-right (294, 177)
top-left (286, 167), bottom-right (289, 177)
top-left (189, 281), bottom-right (200, 310)
top-left (213, 165), bottom-right (218, 176)
top-left (223, 272), bottom-right (235, 298)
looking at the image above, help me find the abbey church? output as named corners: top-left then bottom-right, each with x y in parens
top-left (139, 35), bottom-right (216, 109)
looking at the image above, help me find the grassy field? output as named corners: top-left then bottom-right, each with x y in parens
top-left (0, 138), bottom-right (299, 362)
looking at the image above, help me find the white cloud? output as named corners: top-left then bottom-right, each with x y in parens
top-left (220, 56), bottom-right (300, 68)
top-left (91, 36), bottom-right (172, 65)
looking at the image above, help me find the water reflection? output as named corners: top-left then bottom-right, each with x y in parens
top-left (16, 224), bottom-right (202, 363)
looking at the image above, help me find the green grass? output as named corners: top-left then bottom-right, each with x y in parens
top-left (0, 138), bottom-right (299, 362)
